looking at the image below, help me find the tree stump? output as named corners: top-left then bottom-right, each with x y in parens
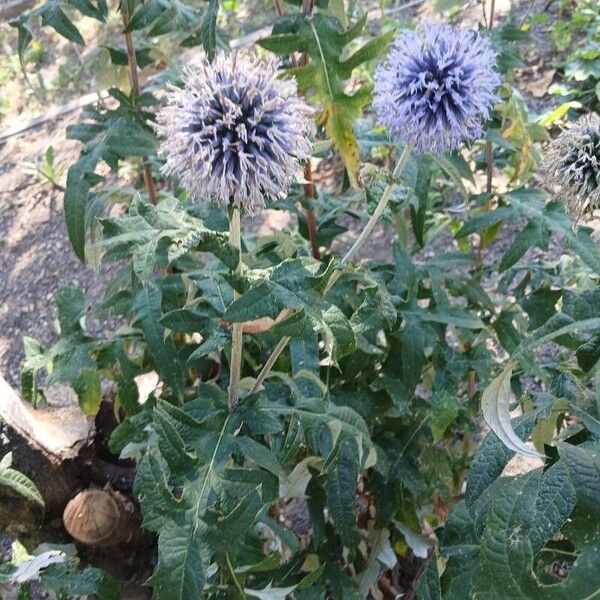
top-left (63, 489), bottom-right (140, 547)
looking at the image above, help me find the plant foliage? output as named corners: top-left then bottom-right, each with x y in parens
top-left (8, 0), bottom-right (600, 598)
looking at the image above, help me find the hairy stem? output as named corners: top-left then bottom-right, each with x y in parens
top-left (272, 0), bottom-right (284, 17)
top-left (488, 0), bottom-right (496, 29)
top-left (341, 147), bottom-right (411, 267)
top-left (121, 8), bottom-right (158, 205)
top-left (271, 0), bottom-right (320, 258)
top-left (477, 0), bottom-right (496, 270)
top-left (228, 207), bottom-right (243, 410)
top-left (473, 0), bottom-right (497, 398)
top-left (250, 145), bottom-right (412, 393)
top-left (299, 6), bottom-right (320, 259)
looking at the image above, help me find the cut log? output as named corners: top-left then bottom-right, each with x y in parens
top-left (0, 377), bottom-right (138, 515)
top-left (63, 489), bottom-right (140, 547)
top-left (0, 377), bottom-right (93, 462)
top-left (0, 377), bottom-right (94, 513)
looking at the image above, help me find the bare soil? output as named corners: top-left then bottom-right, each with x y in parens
top-left (0, 113), bottom-right (116, 387)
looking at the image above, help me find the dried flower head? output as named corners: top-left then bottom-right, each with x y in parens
top-left (373, 23), bottom-right (501, 154)
top-left (156, 52), bottom-right (313, 214)
top-left (542, 113), bottom-right (600, 222)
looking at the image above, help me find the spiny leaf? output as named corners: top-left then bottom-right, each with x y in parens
top-left (200, 0), bottom-right (219, 61)
top-left (150, 518), bottom-right (208, 600)
top-left (466, 412), bottom-right (539, 507)
top-left (502, 189), bottom-right (600, 277)
top-left (326, 441), bottom-right (359, 547)
top-left (259, 13), bottom-right (392, 184)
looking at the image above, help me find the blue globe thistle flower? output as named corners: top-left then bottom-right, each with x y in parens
top-left (542, 113), bottom-right (600, 222)
top-left (156, 52), bottom-right (313, 214)
top-left (373, 23), bottom-right (501, 154)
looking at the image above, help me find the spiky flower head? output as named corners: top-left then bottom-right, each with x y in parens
top-left (373, 23), bottom-right (501, 154)
top-left (542, 113), bottom-right (600, 222)
top-left (156, 52), bottom-right (313, 214)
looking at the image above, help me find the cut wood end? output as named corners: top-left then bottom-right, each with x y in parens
top-left (0, 377), bottom-right (93, 462)
top-left (63, 489), bottom-right (138, 547)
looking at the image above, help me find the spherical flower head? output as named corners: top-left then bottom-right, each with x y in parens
top-left (541, 113), bottom-right (600, 222)
top-left (373, 23), bottom-right (501, 155)
top-left (156, 52), bottom-right (313, 214)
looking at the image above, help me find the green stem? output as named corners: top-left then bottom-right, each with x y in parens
top-left (226, 553), bottom-right (247, 599)
top-left (228, 206), bottom-right (243, 410)
top-left (250, 145), bottom-right (412, 392)
top-left (324, 144), bottom-right (412, 293)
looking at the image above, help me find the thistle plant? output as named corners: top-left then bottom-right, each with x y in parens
top-left (156, 51), bottom-right (312, 408)
top-left (349, 23), bottom-right (500, 266)
top-left (12, 0), bottom-right (600, 596)
top-left (542, 113), bottom-right (600, 222)
top-left (373, 22), bottom-right (500, 155)
top-left (251, 24), bottom-right (502, 392)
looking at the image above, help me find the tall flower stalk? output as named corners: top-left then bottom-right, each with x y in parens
top-left (228, 206), bottom-right (243, 410)
top-left (252, 23), bottom-right (501, 394)
top-left (156, 51), bottom-right (312, 408)
top-left (271, 0), bottom-right (320, 258)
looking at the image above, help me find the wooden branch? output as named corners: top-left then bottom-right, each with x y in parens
top-left (0, 0), bottom-right (36, 21)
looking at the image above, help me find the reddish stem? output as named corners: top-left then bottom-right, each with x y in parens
top-left (476, 0), bottom-right (497, 270)
top-left (122, 9), bottom-right (158, 205)
top-left (272, 0), bottom-right (320, 258)
top-left (298, 49), bottom-right (320, 259)
top-left (304, 163), bottom-right (321, 259)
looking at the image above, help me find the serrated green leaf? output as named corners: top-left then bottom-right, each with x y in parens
top-left (236, 436), bottom-right (285, 478)
top-left (40, 563), bottom-right (119, 600)
top-left (134, 454), bottom-right (179, 531)
top-left (64, 103), bottom-right (156, 260)
top-left (415, 557), bottom-right (441, 600)
top-left (260, 13), bottom-right (390, 183)
top-left (150, 518), bottom-right (208, 600)
top-left (56, 286), bottom-right (85, 335)
top-left (558, 442), bottom-right (600, 510)
top-left (200, 0), bottom-right (219, 61)
top-left (126, 0), bottom-right (165, 31)
top-left (67, 0), bottom-right (107, 20)
top-left (73, 368), bottom-right (102, 415)
top-left (466, 412), bottom-right (539, 507)
top-left (502, 189), bottom-right (600, 277)
top-left (39, 0), bottom-right (85, 44)
top-left (499, 218), bottom-right (550, 271)
top-left (133, 285), bottom-right (185, 401)
top-left (326, 441), bottom-right (359, 547)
